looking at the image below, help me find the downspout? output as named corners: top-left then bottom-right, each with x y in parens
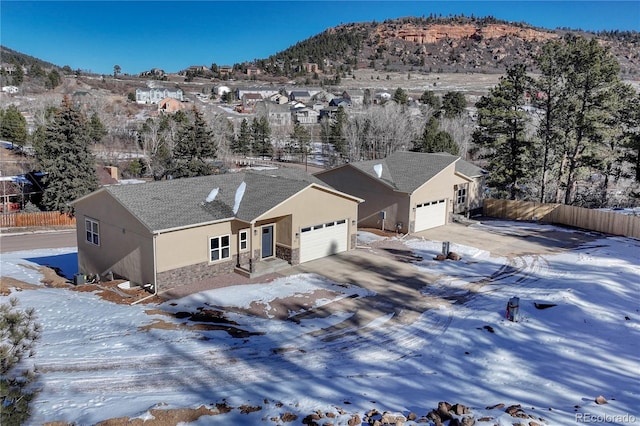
top-left (131, 233), bottom-right (158, 305)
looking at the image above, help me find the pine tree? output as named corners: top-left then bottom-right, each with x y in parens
top-left (34, 96), bottom-right (98, 212)
top-left (291, 122), bottom-right (311, 166)
top-left (330, 106), bottom-right (348, 159)
top-left (88, 113), bottom-right (107, 144)
top-left (0, 105), bottom-right (28, 150)
top-left (414, 116), bottom-right (459, 155)
top-left (393, 87), bottom-right (408, 105)
top-left (552, 36), bottom-right (624, 205)
top-left (419, 90), bottom-right (441, 112)
top-left (251, 116), bottom-right (272, 159)
top-left (171, 106), bottom-right (216, 177)
top-left (442, 91), bottom-right (466, 118)
top-left (0, 298), bottom-right (41, 425)
top-left (232, 118), bottom-right (252, 156)
top-left (473, 64), bottom-right (533, 200)
top-left (532, 40), bottom-right (566, 202)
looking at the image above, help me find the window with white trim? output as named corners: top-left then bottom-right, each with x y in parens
top-left (239, 230), bottom-right (248, 251)
top-left (210, 235), bottom-right (230, 262)
top-left (457, 188), bottom-right (467, 205)
top-left (85, 218), bottom-right (100, 246)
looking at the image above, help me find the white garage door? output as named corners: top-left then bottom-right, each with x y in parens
top-left (300, 219), bottom-right (348, 263)
top-left (414, 199), bottom-right (447, 232)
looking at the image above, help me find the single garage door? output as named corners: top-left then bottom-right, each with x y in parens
top-left (300, 219), bottom-right (348, 263)
top-left (414, 199), bottom-right (447, 232)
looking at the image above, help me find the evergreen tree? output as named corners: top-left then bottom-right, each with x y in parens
top-left (290, 122), bottom-right (311, 165)
top-left (0, 298), bottom-right (41, 425)
top-left (623, 93), bottom-right (640, 183)
top-left (251, 116), bottom-right (272, 159)
top-left (442, 91), bottom-right (466, 118)
top-left (551, 36), bottom-right (625, 205)
top-left (88, 113), bottom-right (107, 144)
top-left (0, 105), bottom-right (28, 150)
top-left (11, 61), bottom-right (23, 86)
top-left (393, 87), bottom-right (408, 105)
top-left (34, 96), bottom-right (98, 212)
top-left (232, 118), bottom-right (252, 156)
top-left (46, 70), bottom-right (62, 90)
top-left (171, 106), bottom-right (216, 177)
top-left (330, 106), bottom-right (348, 159)
top-left (414, 116), bottom-right (459, 155)
top-left (473, 64), bottom-right (533, 200)
top-left (532, 40), bottom-right (566, 202)
top-left (420, 90), bottom-right (441, 111)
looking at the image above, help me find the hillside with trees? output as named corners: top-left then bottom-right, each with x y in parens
top-left (255, 16), bottom-right (640, 78)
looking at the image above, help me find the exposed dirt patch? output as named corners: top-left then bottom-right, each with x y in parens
top-left (0, 276), bottom-right (41, 295)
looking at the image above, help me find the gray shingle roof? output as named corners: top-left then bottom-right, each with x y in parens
top-left (350, 151), bottom-right (458, 193)
top-left (103, 169), bottom-right (330, 232)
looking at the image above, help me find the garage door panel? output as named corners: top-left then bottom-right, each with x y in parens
top-left (300, 220), bottom-right (348, 263)
top-left (415, 199), bottom-right (447, 232)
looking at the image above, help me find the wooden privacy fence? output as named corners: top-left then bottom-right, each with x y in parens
top-left (483, 199), bottom-right (640, 239)
top-left (0, 211), bottom-right (76, 228)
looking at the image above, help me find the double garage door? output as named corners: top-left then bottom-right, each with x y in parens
top-left (300, 219), bottom-right (348, 263)
top-left (414, 199), bottom-right (447, 232)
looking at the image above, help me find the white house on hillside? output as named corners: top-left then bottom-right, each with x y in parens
top-left (136, 88), bottom-right (184, 104)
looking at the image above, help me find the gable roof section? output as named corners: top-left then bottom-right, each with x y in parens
top-left (350, 151), bottom-right (458, 194)
top-left (81, 169), bottom-right (351, 233)
top-left (430, 152), bottom-right (487, 178)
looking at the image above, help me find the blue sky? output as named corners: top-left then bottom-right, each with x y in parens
top-left (1, 1), bottom-right (639, 75)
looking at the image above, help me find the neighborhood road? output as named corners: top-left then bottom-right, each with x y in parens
top-left (0, 229), bottom-right (77, 253)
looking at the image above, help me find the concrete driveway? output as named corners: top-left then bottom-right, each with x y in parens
top-left (282, 220), bottom-right (599, 340)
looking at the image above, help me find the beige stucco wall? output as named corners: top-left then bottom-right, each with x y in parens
top-left (316, 166), bottom-right (409, 232)
top-left (155, 220), bottom-right (251, 273)
top-left (409, 163), bottom-right (463, 229)
top-left (75, 191), bottom-right (155, 285)
top-left (256, 185), bottom-right (359, 249)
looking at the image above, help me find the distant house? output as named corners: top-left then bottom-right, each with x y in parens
top-left (158, 97), bottom-right (188, 113)
top-left (342, 90), bottom-right (365, 107)
top-left (315, 151), bottom-right (486, 233)
top-left (136, 88), bottom-right (184, 104)
top-left (246, 66), bottom-right (261, 77)
top-left (268, 93), bottom-right (289, 104)
top-left (73, 169), bottom-right (362, 290)
top-left (301, 63), bottom-right (319, 73)
top-left (293, 107), bottom-right (320, 124)
top-left (329, 98), bottom-right (351, 108)
top-left (218, 65), bottom-right (233, 76)
top-left (236, 87), bottom-right (280, 101)
top-left (256, 102), bottom-right (293, 128)
top-left (241, 93), bottom-right (263, 111)
top-left (2, 86), bottom-right (19, 94)
top-left (288, 91), bottom-right (312, 104)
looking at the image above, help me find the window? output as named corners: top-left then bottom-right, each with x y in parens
top-left (239, 230), bottom-right (248, 251)
top-left (210, 235), bottom-right (230, 262)
top-left (457, 188), bottom-right (467, 205)
top-left (85, 218), bottom-right (100, 246)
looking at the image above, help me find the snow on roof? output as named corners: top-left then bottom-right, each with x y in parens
top-left (233, 181), bottom-right (246, 214)
top-left (205, 187), bottom-right (219, 203)
top-left (373, 163), bottom-right (383, 178)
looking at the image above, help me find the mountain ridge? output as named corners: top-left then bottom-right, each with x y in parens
top-left (2, 16), bottom-right (639, 78)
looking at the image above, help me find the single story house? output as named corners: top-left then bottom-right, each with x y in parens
top-left (315, 151), bottom-right (485, 234)
top-left (73, 169), bottom-right (362, 291)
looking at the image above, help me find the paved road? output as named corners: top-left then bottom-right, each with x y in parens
top-left (0, 229), bottom-right (77, 253)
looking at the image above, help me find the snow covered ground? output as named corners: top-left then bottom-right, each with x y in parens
top-left (1, 221), bottom-right (639, 425)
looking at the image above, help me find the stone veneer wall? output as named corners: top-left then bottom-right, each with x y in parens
top-left (276, 244), bottom-right (292, 263)
top-left (157, 259), bottom-right (235, 289)
top-left (350, 233), bottom-right (357, 249)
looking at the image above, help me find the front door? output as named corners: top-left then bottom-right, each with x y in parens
top-left (261, 225), bottom-right (274, 258)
